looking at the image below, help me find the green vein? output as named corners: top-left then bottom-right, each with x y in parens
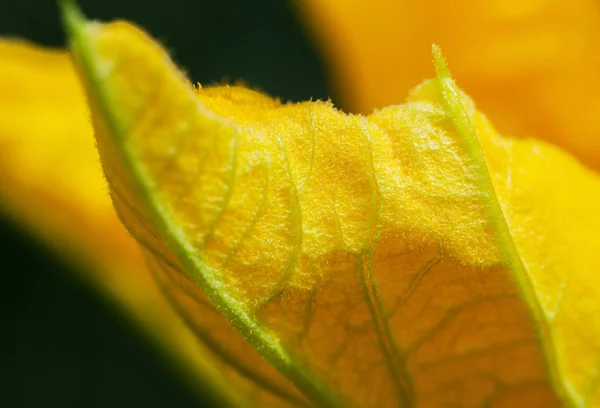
top-left (432, 44), bottom-right (573, 408)
top-left (359, 117), bottom-right (413, 406)
top-left (145, 254), bottom-right (311, 407)
top-left (221, 161), bottom-right (270, 268)
top-left (387, 251), bottom-right (441, 317)
top-left (199, 123), bottom-right (239, 249)
top-left (254, 129), bottom-right (303, 312)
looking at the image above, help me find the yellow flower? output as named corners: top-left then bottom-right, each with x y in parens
top-left (3, 1), bottom-right (600, 407)
top-left (299, 0), bottom-right (600, 168)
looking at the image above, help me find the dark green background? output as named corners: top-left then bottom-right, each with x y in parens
top-left (0, 1), bottom-right (332, 406)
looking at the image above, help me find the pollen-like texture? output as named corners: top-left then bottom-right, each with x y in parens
top-left (74, 19), bottom-right (600, 408)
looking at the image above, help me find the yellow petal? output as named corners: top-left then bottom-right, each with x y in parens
top-left (66, 6), bottom-right (600, 407)
top-left (299, 0), bottom-right (600, 169)
top-left (0, 40), bottom-right (280, 407)
top-left (0, 39), bottom-right (128, 262)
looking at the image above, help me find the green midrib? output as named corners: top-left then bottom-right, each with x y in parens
top-left (432, 45), bottom-right (575, 408)
top-left (60, 1), bottom-right (344, 407)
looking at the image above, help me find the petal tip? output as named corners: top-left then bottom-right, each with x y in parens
top-left (59, 0), bottom-right (87, 43)
top-left (431, 43), bottom-right (451, 81)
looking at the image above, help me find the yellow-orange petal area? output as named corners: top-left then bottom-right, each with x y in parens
top-left (66, 10), bottom-right (600, 407)
top-left (299, 0), bottom-right (600, 169)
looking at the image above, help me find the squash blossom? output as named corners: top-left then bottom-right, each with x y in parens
top-left (1, 1), bottom-right (600, 407)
